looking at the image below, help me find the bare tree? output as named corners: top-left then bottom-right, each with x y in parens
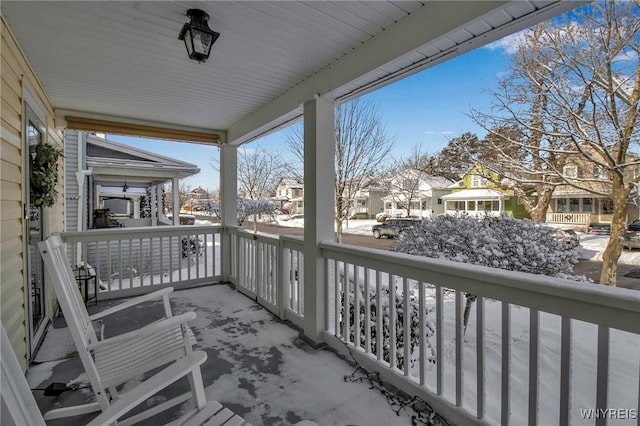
top-left (285, 98), bottom-right (393, 241)
top-left (383, 145), bottom-right (437, 217)
top-left (212, 144), bottom-right (289, 200)
top-left (472, 1), bottom-right (640, 285)
top-left (237, 144), bottom-right (290, 200)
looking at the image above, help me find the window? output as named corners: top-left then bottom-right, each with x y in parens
top-left (447, 201), bottom-right (464, 211)
top-left (602, 198), bottom-right (614, 214)
top-left (484, 200), bottom-right (500, 211)
top-left (468, 201), bottom-right (476, 211)
top-left (582, 198), bottom-right (593, 213)
top-left (563, 165), bottom-right (578, 178)
top-left (471, 175), bottom-right (488, 187)
top-left (557, 198), bottom-right (568, 212)
top-left (437, 198), bottom-right (442, 205)
top-left (593, 165), bottom-right (608, 180)
top-left (569, 198), bottom-right (580, 212)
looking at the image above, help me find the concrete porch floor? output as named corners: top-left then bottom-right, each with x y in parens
top-left (28, 284), bottom-right (422, 426)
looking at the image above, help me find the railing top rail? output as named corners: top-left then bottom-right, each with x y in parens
top-left (320, 241), bottom-right (640, 334)
top-left (60, 225), bottom-right (222, 242)
top-left (281, 234), bottom-right (304, 249)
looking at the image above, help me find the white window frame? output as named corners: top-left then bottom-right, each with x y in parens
top-left (471, 174), bottom-right (487, 187)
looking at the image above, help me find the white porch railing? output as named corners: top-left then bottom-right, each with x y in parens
top-left (227, 227), bottom-right (304, 326)
top-left (320, 242), bottom-right (640, 426)
top-left (56, 226), bottom-right (640, 425)
top-left (546, 212), bottom-right (591, 225)
top-left (60, 225), bottom-right (222, 299)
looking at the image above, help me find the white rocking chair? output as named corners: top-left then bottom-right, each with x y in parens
top-left (38, 234), bottom-right (244, 425)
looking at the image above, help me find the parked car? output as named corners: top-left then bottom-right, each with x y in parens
top-left (372, 218), bottom-right (420, 239)
top-left (623, 219), bottom-right (640, 249)
top-left (554, 228), bottom-right (580, 248)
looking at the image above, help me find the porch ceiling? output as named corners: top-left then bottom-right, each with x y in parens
top-left (2, 1), bottom-right (581, 145)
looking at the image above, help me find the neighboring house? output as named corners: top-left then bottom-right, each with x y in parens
top-left (274, 178), bottom-right (304, 214)
top-left (545, 157), bottom-right (639, 230)
top-left (382, 170), bottom-right (453, 218)
top-left (65, 131), bottom-right (200, 231)
top-left (184, 186), bottom-right (211, 211)
top-left (350, 179), bottom-right (386, 219)
top-left (441, 164), bottom-right (529, 218)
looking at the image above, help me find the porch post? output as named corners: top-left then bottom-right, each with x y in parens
top-left (220, 143), bottom-right (238, 281)
top-left (172, 177), bottom-right (180, 225)
top-left (303, 96), bottom-right (334, 344)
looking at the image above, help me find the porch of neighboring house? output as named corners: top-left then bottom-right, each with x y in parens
top-left (440, 189), bottom-right (510, 218)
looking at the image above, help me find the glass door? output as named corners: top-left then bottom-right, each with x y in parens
top-left (25, 105), bottom-right (48, 357)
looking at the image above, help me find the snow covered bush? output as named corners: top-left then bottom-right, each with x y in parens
top-left (338, 266), bottom-right (435, 371)
top-left (396, 214), bottom-right (582, 279)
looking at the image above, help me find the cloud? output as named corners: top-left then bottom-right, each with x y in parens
top-left (440, 131), bottom-right (453, 136)
top-left (485, 30), bottom-right (528, 55)
top-left (423, 130), bottom-right (436, 135)
top-left (614, 50), bottom-right (638, 63)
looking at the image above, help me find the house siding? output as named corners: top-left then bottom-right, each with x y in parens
top-left (1, 17), bottom-right (64, 370)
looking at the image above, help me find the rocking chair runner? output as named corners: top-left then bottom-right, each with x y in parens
top-left (38, 234), bottom-right (216, 425)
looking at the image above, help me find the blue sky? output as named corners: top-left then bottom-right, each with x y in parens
top-left (108, 38), bottom-right (515, 191)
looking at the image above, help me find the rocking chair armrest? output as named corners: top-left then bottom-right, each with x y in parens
top-left (89, 287), bottom-right (175, 321)
top-left (87, 311), bottom-right (196, 351)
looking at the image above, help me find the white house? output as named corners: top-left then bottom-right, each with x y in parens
top-left (65, 131), bottom-right (200, 230)
top-left (382, 170), bottom-right (453, 218)
top-left (274, 177), bottom-right (304, 215)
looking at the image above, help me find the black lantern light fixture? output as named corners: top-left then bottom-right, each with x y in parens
top-left (122, 178), bottom-right (128, 193)
top-left (178, 9), bottom-right (220, 63)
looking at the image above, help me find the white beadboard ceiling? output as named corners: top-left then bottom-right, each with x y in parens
top-left (1, 1), bottom-right (582, 145)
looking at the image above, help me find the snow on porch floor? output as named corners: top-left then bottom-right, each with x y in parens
top-left (28, 284), bottom-right (419, 426)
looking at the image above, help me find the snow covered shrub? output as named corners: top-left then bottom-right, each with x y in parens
top-left (396, 214), bottom-right (582, 279)
top-left (338, 266), bottom-right (435, 371)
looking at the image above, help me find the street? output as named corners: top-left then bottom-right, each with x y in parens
top-left (250, 222), bottom-right (640, 290)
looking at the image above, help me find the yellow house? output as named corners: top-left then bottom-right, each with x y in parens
top-left (441, 163), bottom-right (530, 218)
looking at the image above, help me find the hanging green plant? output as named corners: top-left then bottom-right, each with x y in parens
top-left (31, 142), bottom-right (64, 207)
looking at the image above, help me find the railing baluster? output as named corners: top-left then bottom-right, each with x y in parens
top-left (389, 274), bottom-right (396, 369)
top-left (354, 266), bottom-right (361, 349)
top-left (343, 263), bottom-right (350, 343)
top-left (456, 290), bottom-right (463, 406)
top-left (436, 285), bottom-right (443, 395)
top-left (419, 281), bottom-right (426, 386)
top-left (528, 308), bottom-right (538, 426)
top-left (298, 250), bottom-right (303, 315)
top-left (403, 277), bottom-right (410, 377)
top-left (107, 240), bottom-right (113, 290)
top-left (501, 301), bottom-right (510, 426)
top-left (559, 316), bottom-right (571, 426)
top-left (334, 259), bottom-right (340, 337)
top-left (376, 270), bottom-right (382, 362)
top-left (178, 236), bottom-right (183, 283)
top-left (596, 325), bottom-right (609, 426)
top-left (364, 267), bottom-right (371, 354)
top-left (477, 295), bottom-right (485, 420)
